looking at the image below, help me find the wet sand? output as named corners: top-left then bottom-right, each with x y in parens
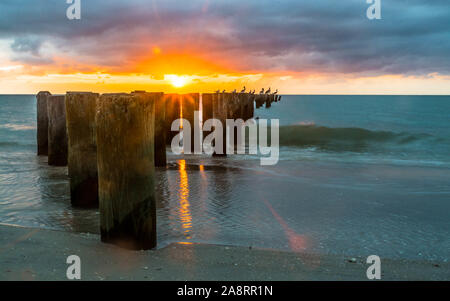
top-left (0, 224), bottom-right (448, 281)
top-left (2, 155), bottom-right (450, 261)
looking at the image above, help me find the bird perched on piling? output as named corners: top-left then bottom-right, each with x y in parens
top-left (232, 89), bottom-right (237, 93)
top-left (265, 87), bottom-right (271, 94)
top-left (222, 90), bottom-right (226, 93)
top-left (259, 88), bottom-right (265, 94)
top-left (240, 86), bottom-right (246, 93)
top-left (273, 89), bottom-right (278, 95)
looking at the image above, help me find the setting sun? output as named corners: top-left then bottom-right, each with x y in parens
top-left (165, 75), bottom-right (189, 88)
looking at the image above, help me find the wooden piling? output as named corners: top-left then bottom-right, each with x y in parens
top-left (239, 93), bottom-right (253, 121)
top-left (229, 93), bottom-right (240, 120)
top-left (229, 94), bottom-right (242, 150)
top-left (132, 91), bottom-right (166, 167)
top-left (181, 93), bottom-right (200, 153)
top-left (37, 91), bottom-right (51, 156)
top-left (238, 94), bottom-right (246, 120)
top-left (47, 95), bottom-right (68, 166)
top-left (165, 94), bottom-right (181, 145)
top-left (265, 94), bottom-right (272, 108)
top-left (154, 93), bottom-right (166, 166)
top-left (96, 93), bottom-right (157, 250)
top-left (202, 93), bottom-right (214, 142)
top-left (65, 92), bottom-right (99, 208)
top-left (247, 94), bottom-right (255, 120)
top-left (255, 94), bottom-right (265, 109)
top-left (212, 93), bottom-right (229, 156)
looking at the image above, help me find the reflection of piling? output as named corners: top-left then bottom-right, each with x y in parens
top-left (96, 93), bottom-right (157, 250)
top-left (133, 91), bottom-right (166, 167)
top-left (47, 95), bottom-right (68, 166)
top-left (181, 93), bottom-right (200, 153)
top-left (165, 94), bottom-right (181, 145)
top-left (65, 92), bottom-right (99, 208)
top-left (37, 91), bottom-right (51, 156)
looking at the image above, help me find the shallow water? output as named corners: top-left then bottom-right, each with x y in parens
top-left (0, 95), bottom-right (449, 261)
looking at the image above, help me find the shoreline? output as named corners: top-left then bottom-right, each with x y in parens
top-left (0, 224), bottom-right (448, 281)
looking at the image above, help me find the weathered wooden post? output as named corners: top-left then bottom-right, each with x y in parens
top-left (154, 92), bottom-right (166, 166)
top-left (133, 91), bottom-right (166, 167)
top-left (202, 93), bottom-right (214, 121)
top-left (255, 94), bottom-right (265, 109)
top-left (246, 94), bottom-right (255, 120)
top-left (265, 94), bottom-right (272, 108)
top-left (47, 95), bottom-right (68, 166)
top-left (230, 93), bottom-right (240, 119)
top-left (237, 93), bottom-right (245, 120)
top-left (181, 93), bottom-right (200, 153)
top-left (239, 93), bottom-right (250, 120)
top-left (212, 93), bottom-right (229, 156)
top-left (202, 93), bottom-right (214, 142)
top-left (37, 91), bottom-right (51, 156)
top-left (65, 92), bottom-right (99, 208)
top-left (96, 93), bottom-right (157, 250)
top-left (165, 94), bottom-right (181, 145)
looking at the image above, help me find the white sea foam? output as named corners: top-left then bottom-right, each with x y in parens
top-left (0, 123), bottom-right (36, 131)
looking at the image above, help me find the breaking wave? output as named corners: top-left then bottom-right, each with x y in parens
top-left (278, 125), bottom-right (442, 152)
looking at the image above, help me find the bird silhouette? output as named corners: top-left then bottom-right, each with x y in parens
top-left (240, 86), bottom-right (246, 93)
top-left (232, 89), bottom-right (237, 93)
top-left (259, 88), bottom-right (265, 94)
top-left (265, 87), bottom-right (271, 94)
top-left (273, 89), bottom-right (278, 95)
top-left (222, 90), bottom-right (226, 93)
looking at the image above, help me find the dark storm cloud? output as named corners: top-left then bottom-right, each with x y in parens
top-left (11, 37), bottom-right (42, 55)
top-left (9, 36), bottom-right (53, 65)
top-left (0, 0), bottom-right (449, 75)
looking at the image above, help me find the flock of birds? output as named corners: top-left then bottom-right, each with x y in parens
top-left (215, 86), bottom-right (279, 95)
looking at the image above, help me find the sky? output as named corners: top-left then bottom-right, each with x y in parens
top-left (0, 0), bottom-right (449, 94)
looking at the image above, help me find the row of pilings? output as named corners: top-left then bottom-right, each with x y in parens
top-left (36, 91), bottom-right (281, 250)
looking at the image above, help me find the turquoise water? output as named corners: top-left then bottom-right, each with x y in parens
top-left (256, 95), bottom-right (450, 167)
top-left (0, 95), bottom-right (449, 261)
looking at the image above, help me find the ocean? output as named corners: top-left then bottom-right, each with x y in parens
top-left (0, 94), bottom-right (449, 261)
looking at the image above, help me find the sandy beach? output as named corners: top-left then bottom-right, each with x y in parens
top-left (0, 224), bottom-right (448, 281)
